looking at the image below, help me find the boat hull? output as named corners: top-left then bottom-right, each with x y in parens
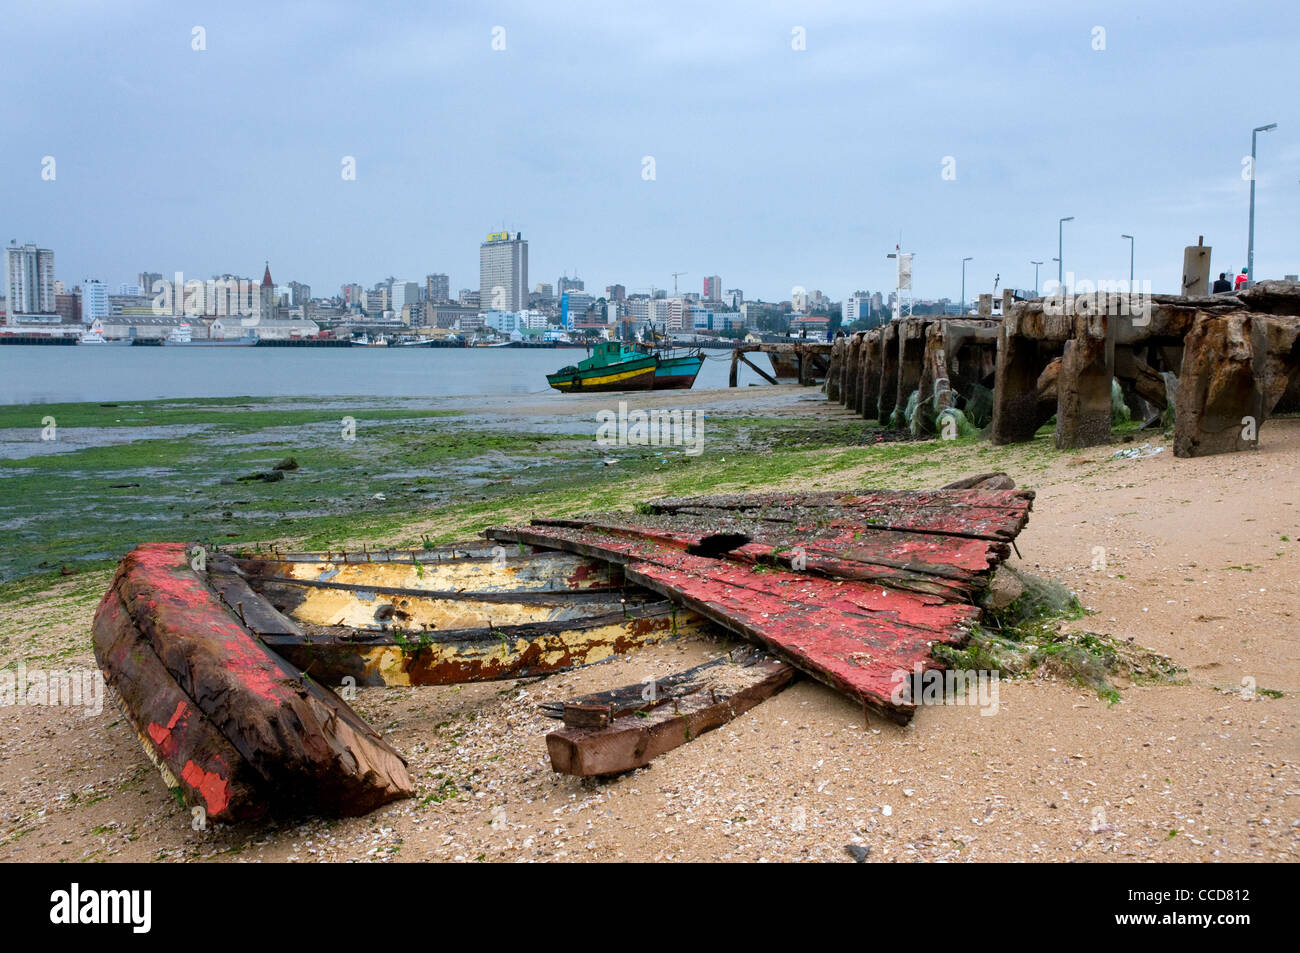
top-left (652, 354), bottom-right (705, 390)
top-left (547, 361), bottom-right (656, 392)
top-left (162, 336), bottom-right (257, 346)
top-left (92, 543), bottom-right (414, 821)
top-left (221, 547), bottom-right (710, 686)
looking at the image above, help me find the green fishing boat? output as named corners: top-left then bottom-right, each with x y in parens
top-left (546, 341), bottom-right (657, 392)
top-left (644, 347), bottom-right (705, 389)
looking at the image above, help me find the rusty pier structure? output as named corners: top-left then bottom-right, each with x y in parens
top-left (824, 281), bottom-right (1300, 457)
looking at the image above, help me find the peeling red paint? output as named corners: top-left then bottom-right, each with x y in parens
top-left (180, 760), bottom-right (231, 817)
top-left (490, 488), bottom-right (1033, 723)
top-left (146, 699), bottom-right (189, 757)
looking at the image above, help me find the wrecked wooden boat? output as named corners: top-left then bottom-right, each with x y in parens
top-left (92, 542), bottom-right (415, 822)
top-left (93, 540), bottom-right (716, 818)
top-left (213, 544), bottom-right (713, 685)
top-left (93, 476), bottom-right (1035, 811)
top-left (490, 483), bottom-right (1034, 725)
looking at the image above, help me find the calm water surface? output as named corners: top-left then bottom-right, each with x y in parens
top-left (0, 346), bottom-right (769, 404)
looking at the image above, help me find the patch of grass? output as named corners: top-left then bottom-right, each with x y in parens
top-left (933, 567), bottom-right (1182, 703)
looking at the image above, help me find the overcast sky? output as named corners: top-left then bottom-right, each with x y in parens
top-left (4, 0), bottom-right (1297, 303)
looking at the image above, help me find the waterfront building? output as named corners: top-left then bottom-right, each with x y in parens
top-left (425, 273), bottom-right (450, 303)
top-left (82, 279), bottom-right (110, 322)
top-left (559, 290), bottom-right (594, 327)
top-left (4, 241), bottom-right (56, 319)
top-left (479, 231), bottom-right (528, 312)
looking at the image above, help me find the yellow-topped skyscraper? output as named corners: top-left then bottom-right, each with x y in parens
top-left (479, 232), bottom-right (528, 312)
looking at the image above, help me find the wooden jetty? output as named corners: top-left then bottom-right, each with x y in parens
top-left (823, 280), bottom-right (1300, 457)
top-left (729, 341), bottom-right (833, 386)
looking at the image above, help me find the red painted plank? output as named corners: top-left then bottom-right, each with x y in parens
top-left (489, 522), bottom-right (980, 722)
top-left (648, 488), bottom-right (1034, 541)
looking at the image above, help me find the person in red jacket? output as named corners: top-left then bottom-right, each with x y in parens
top-left (1235, 268), bottom-right (1250, 290)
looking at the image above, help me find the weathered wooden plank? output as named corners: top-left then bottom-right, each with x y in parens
top-left (544, 649), bottom-right (796, 776)
top-left (538, 645), bottom-right (775, 724)
top-left (939, 472), bottom-right (1018, 491)
top-left (528, 512), bottom-right (1009, 598)
top-left (488, 522), bottom-right (980, 722)
top-left (259, 601), bottom-right (715, 687)
top-left (646, 488), bottom-right (1034, 542)
top-left (233, 549), bottom-right (624, 594)
top-left (99, 542), bottom-right (414, 817)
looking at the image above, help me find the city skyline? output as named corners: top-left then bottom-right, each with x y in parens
top-left (3, 1), bottom-right (1297, 303)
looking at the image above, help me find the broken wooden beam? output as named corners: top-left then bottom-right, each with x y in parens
top-left (540, 648), bottom-right (796, 775)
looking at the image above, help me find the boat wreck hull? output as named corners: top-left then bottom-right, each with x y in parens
top-left (91, 543), bottom-right (415, 821)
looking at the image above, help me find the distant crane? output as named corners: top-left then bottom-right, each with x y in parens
top-left (671, 271), bottom-right (688, 295)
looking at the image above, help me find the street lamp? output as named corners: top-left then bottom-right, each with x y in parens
top-left (961, 257), bottom-right (973, 313)
top-left (1121, 234), bottom-right (1134, 284)
top-left (1030, 260), bottom-right (1043, 296)
top-left (1247, 123), bottom-right (1277, 288)
top-left (1058, 217), bottom-right (1074, 284)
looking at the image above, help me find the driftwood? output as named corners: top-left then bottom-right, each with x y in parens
top-left (540, 648), bottom-right (795, 775)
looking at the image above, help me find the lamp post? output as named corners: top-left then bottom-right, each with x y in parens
top-left (1058, 217), bottom-right (1074, 284)
top-left (1030, 260), bottom-right (1043, 296)
top-left (1121, 234), bottom-right (1134, 284)
top-left (961, 256), bottom-right (973, 313)
top-left (1247, 123), bottom-right (1277, 288)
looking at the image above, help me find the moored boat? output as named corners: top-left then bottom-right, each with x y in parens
top-left (546, 340), bottom-right (658, 392)
top-left (161, 324), bottom-right (257, 346)
top-left (645, 347), bottom-right (705, 389)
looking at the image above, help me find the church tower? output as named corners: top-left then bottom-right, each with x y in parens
top-left (260, 262), bottom-right (277, 320)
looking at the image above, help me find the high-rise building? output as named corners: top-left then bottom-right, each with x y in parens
top-left (534, 282), bottom-right (554, 300)
top-left (139, 272), bottom-right (164, 296)
top-left (288, 281), bottom-right (312, 306)
top-left (605, 284), bottom-right (626, 302)
top-left (844, 291), bottom-right (874, 324)
top-left (425, 273), bottom-right (450, 303)
top-left (82, 279), bottom-right (110, 322)
top-left (703, 275), bottom-right (722, 300)
top-left (390, 280), bottom-right (420, 312)
top-left (560, 290), bottom-right (594, 327)
top-left (556, 274), bottom-right (584, 297)
top-left (479, 231), bottom-right (528, 312)
top-left (341, 283), bottom-right (363, 307)
top-left (4, 241), bottom-right (56, 318)
top-left (625, 295), bottom-right (651, 326)
top-left (724, 288), bottom-right (743, 309)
